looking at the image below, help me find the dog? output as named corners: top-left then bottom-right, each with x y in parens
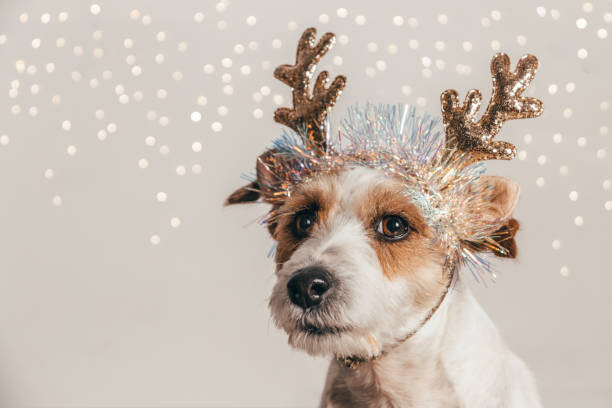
top-left (226, 28), bottom-right (543, 407)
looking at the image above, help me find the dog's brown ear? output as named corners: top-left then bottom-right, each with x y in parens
top-left (469, 218), bottom-right (520, 258)
top-left (474, 175), bottom-right (520, 221)
top-left (465, 175), bottom-right (521, 258)
top-left (224, 150), bottom-right (288, 239)
top-left (224, 183), bottom-right (279, 239)
top-left (224, 149), bottom-right (284, 206)
top-left (492, 218), bottom-right (519, 258)
top-left (225, 181), bottom-right (260, 205)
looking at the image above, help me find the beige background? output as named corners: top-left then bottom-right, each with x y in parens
top-left (0, 0), bottom-right (611, 406)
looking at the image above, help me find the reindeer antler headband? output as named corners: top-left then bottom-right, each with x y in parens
top-left (227, 28), bottom-right (543, 279)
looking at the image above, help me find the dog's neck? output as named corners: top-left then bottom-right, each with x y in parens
top-left (321, 279), bottom-right (509, 407)
top-left (337, 259), bottom-right (456, 370)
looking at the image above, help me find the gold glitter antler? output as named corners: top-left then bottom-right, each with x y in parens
top-left (225, 27), bottom-right (347, 207)
top-left (274, 27), bottom-right (347, 153)
top-left (440, 53), bottom-right (543, 161)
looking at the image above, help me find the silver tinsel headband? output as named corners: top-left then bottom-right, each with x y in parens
top-left (226, 28), bottom-right (543, 281)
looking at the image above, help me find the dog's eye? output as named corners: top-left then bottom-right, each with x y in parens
top-left (293, 211), bottom-right (316, 237)
top-left (376, 215), bottom-right (411, 241)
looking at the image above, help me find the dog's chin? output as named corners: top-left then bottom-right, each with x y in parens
top-left (285, 324), bottom-right (381, 359)
top-left (269, 289), bottom-right (384, 359)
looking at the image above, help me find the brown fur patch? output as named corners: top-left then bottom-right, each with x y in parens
top-left (356, 181), bottom-right (448, 308)
top-left (273, 174), bottom-right (339, 268)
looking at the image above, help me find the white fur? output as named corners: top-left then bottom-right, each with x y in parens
top-left (319, 279), bottom-right (541, 407)
top-left (267, 167), bottom-right (541, 407)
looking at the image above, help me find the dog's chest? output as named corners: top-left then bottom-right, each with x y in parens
top-left (323, 357), bottom-right (460, 408)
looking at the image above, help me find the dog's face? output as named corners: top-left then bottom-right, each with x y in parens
top-left (266, 166), bottom-right (520, 359)
top-left (268, 167), bottom-right (451, 359)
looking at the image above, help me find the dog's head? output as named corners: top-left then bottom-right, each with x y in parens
top-left (262, 167), bottom-right (519, 359)
top-left (225, 28), bottom-right (540, 360)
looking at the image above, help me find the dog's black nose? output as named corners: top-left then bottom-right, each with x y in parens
top-left (287, 266), bottom-right (333, 309)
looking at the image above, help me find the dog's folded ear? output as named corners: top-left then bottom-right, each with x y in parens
top-left (469, 217), bottom-right (520, 258)
top-left (224, 149), bottom-right (283, 206)
top-left (474, 175), bottom-right (520, 222)
top-left (490, 218), bottom-right (520, 258)
top-left (466, 175), bottom-right (521, 258)
top-left (225, 181), bottom-right (261, 205)
top-left (224, 149), bottom-right (288, 238)
top-left (224, 182), bottom-right (279, 237)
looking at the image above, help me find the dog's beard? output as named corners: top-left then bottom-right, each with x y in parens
top-left (286, 325), bottom-right (382, 359)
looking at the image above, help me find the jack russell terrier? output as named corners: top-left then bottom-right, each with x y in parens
top-left (226, 28), bottom-right (543, 408)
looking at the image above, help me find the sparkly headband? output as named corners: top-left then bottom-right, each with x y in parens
top-left (226, 28), bottom-right (543, 280)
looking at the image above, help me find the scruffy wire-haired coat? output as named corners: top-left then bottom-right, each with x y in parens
top-left (226, 28), bottom-right (543, 408)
